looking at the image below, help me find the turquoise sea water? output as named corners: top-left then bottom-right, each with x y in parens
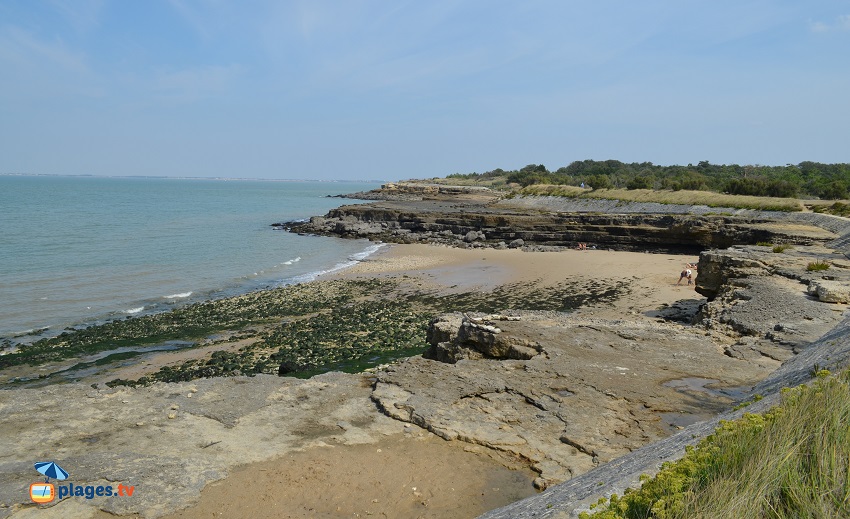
top-left (0, 176), bottom-right (381, 340)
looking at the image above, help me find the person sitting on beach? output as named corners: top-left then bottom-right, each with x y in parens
top-left (577, 243), bottom-right (587, 250)
top-left (685, 262), bottom-right (698, 270)
top-left (677, 269), bottom-right (693, 285)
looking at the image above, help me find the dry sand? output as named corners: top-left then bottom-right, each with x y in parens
top-left (153, 244), bottom-right (702, 519)
top-left (159, 434), bottom-right (536, 519)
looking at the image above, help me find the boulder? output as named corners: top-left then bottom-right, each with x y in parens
top-left (424, 315), bottom-right (542, 363)
top-left (463, 230), bottom-right (483, 243)
top-left (808, 280), bottom-right (850, 303)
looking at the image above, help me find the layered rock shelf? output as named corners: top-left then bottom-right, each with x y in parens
top-left (281, 193), bottom-right (838, 254)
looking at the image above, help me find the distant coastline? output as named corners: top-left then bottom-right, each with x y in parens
top-left (0, 172), bottom-right (390, 183)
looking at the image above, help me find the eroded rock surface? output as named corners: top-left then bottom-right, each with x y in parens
top-left (481, 244), bottom-right (850, 518)
top-left (0, 373), bottom-right (406, 518)
top-left (372, 312), bottom-right (777, 489)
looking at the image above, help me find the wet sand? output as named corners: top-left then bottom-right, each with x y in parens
top-left (335, 243), bottom-right (700, 319)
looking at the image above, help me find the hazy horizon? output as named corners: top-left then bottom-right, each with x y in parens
top-left (2, 1), bottom-right (848, 181)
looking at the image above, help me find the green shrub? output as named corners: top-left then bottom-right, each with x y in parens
top-left (806, 259), bottom-right (830, 271)
top-left (772, 244), bottom-right (792, 253)
top-left (581, 369), bottom-right (850, 519)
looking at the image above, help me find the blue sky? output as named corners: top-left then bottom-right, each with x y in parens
top-left (1, 1), bottom-right (848, 181)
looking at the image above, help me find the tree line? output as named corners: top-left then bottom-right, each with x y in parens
top-left (447, 160), bottom-right (850, 199)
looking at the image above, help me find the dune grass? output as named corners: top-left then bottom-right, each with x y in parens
top-left (580, 369), bottom-right (850, 519)
top-left (810, 202), bottom-right (850, 217)
top-left (807, 259), bottom-right (831, 272)
top-left (519, 185), bottom-right (804, 212)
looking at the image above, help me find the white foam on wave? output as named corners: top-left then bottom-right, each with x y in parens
top-left (163, 292), bottom-right (192, 299)
top-left (285, 243), bottom-right (386, 285)
top-left (283, 257), bottom-right (302, 265)
top-left (126, 306), bottom-right (145, 314)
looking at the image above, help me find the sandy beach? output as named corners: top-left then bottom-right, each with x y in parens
top-left (335, 243), bottom-right (701, 319)
top-left (128, 244), bottom-right (705, 519)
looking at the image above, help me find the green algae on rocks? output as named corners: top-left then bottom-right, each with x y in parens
top-left (1, 276), bottom-right (630, 387)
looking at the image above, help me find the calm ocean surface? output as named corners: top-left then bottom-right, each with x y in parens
top-left (0, 176), bottom-right (382, 340)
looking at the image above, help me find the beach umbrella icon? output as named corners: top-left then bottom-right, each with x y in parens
top-left (34, 461), bottom-right (69, 482)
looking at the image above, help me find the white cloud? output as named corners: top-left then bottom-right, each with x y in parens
top-left (809, 14), bottom-right (850, 33)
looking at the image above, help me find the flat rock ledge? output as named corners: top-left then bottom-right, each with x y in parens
top-left (0, 373), bottom-right (407, 519)
top-left (479, 244), bottom-right (850, 519)
top-left (478, 315), bottom-right (850, 519)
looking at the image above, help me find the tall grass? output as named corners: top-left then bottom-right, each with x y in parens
top-left (519, 185), bottom-right (804, 212)
top-left (581, 369), bottom-right (850, 519)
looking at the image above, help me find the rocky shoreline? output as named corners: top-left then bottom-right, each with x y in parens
top-left (281, 189), bottom-right (839, 254)
top-left (2, 186), bottom-right (850, 518)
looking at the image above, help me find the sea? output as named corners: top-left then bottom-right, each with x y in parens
top-left (0, 175), bottom-right (383, 342)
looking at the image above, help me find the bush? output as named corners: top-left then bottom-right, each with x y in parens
top-left (581, 369), bottom-right (850, 519)
top-left (806, 259), bottom-right (830, 271)
top-left (772, 244), bottom-right (792, 253)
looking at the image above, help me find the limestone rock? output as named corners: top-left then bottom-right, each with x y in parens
top-left (424, 315), bottom-right (542, 363)
top-left (808, 279), bottom-right (850, 303)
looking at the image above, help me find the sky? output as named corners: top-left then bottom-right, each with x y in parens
top-left (1, 1), bottom-right (848, 181)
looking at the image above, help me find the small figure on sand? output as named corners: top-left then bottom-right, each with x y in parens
top-left (577, 243), bottom-right (587, 250)
top-left (677, 268), bottom-right (693, 285)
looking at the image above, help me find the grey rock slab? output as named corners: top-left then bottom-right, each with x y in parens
top-left (0, 372), bottom-right (405, 518)
top-left (373, 316), bottom-right (778, 486)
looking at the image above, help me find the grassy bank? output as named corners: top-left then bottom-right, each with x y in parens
top-left (581, 369), bottom-right (850, 519)
top-left (519, 185), bottom-right (805, 212)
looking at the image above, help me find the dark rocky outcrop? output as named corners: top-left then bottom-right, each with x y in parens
top-left (282, 198), bottom-right (837, 254)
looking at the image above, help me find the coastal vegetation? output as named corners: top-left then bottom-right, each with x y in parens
top-left (806, 259), bottom-right (831, 272)
top-left (812, 201), bottom-right (850, 217)
top-left (580, 369), bottom-right (850, 519)
top-left (518, 185), bottom-right (804, 212)
top-left (442, 160), bottom-right (850, 201)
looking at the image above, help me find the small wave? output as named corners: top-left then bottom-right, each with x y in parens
top-left (283, 257), bottom-right (302, 265)
top-left (126, 306), bottom-right (145, 314)
top-left (350, 243), bottom-right (385, 261)
top-left (163, 292), bottom-right (192, 299)
top-left (283, 243), bottom-right (386, 285)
